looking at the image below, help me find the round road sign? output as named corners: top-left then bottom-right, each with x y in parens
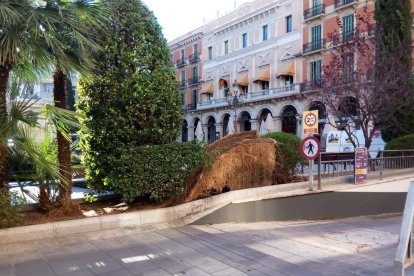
top-left (304, 112), bottom-right (317, 128)
top-left (300, 136), bottom-right (320, 160)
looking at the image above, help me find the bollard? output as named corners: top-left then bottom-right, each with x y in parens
top-left (318, 156), bottom-right (321, 190)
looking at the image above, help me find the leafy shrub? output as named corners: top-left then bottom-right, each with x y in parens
top-left (264, 132), bottom-right (304, 182)
top-left (0, 190), bottom-right (24, 228)
top-left (105, 141), bottom-right (211, 203)
top-left (385, 134), bottom-right (414, 150)
top-left (385, 134), bottom-right (414, 156)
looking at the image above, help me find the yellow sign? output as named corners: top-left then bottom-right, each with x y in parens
top-left (303, 110), bottom-right (319, 135)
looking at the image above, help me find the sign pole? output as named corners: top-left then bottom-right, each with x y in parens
top-left (309, 159), bottom-right (314, 191)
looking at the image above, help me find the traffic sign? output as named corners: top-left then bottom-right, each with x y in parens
top-left (355, 147), bottom-right (368, 184)
top-left (300, 136), bottom-right (320, 160)
top-left (303, 110), bottom-right (319, 135)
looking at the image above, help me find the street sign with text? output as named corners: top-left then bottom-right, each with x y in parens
top-left (303, 110), bottom-right (319, 135)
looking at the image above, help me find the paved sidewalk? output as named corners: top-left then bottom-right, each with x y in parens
top-left (0, 213), bottom-right (411, 276)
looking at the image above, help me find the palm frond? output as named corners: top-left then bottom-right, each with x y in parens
top-left (9, 124), bottom-right (66, 184)
top-left (43, 104), bottom-right (86, 141)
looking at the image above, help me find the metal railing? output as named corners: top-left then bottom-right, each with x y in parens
top-left (188, 77), bottom-right (200, 86)
top-left (304, 4), bottom-right (325, 21)
top-left (189, 53), bottom-right (199, 63)
top-left (197, 84), bottom-right (301, 108)
top-left (178, 80), bottom-right (186, 88)
top-left (298, 150), bottom-right (414, 182)
top-left (176, 58), bottom-right (186, 67)
top-left (394, 181), bottom-right (414, 275)
top-left (303, 39), bottom-right (325, 54)
top-left (335, 0), bottom-right (355, 9)
top-left (332, 29), bottom-right (355, 44)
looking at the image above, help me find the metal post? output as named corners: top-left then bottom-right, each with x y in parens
top-left (309, 159), bottom-right (314, 191)
top-left (380, 150), bottom-right (384, 180)
top-left (317, 155), bottom-right (321, 190)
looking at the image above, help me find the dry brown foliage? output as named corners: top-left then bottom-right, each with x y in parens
top-left (184, 131), bottom-right (277, 202)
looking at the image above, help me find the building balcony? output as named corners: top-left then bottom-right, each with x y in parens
top-left (332, 30), bottom-right (355, 45)
top-left (182, 103), bottom-right (198, 113)
top-left (196, 84), bottom-right (301, 110)
top-left (176, 58), bottom-right (186, 68)
top-left (189, 53), bottom-right (200, 63)
top-left (178, 80), bottom-right (186, 89)
top-left (188, 77), bottom-right (200, 86)
top-left (304, 4), bottom-right (325, 22)
top-left (303, 39), bottom-right (326, 55)
top-left (300, 80), bottom-right (322, 92)
top-left (335, 0), bottom-right (356, 10)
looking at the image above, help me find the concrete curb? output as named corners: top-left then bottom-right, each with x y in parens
top-left (1, 171), bottom-right (413, 245)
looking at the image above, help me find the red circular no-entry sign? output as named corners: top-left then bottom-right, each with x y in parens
top-left (304, 112), bottom-right (317, 128)
top-left (300, 136), bottom-right (320, 160)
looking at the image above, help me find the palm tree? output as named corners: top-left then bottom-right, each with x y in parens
top-left (0, 1), bottom-right (105, 205)
top-left (46, 0), bottom-right (105, 208)
top-left (0, 0), bottom-right (67, 191)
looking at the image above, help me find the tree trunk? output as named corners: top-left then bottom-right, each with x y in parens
top-left (0, 63), bottom-right (11, 192)
top-left (53, 69), bottom-right (72, 206)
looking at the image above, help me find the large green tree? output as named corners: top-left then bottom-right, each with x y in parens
top-left (77, 0), bottom-right (181, 190)
top-left (375, 0), bottom-right (413, 140)
top-left (0, 1), bottom-right (62, 191)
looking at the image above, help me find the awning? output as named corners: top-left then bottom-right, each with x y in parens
top-left (253, 67), bottom-right (270, 82)
top-left (276, 62), bottom-right (295, 77)
top-left (218, 76), bottom-right (231, 89)
top-left (201, 82), bottom-right (214, 94)
top-left (236, 72), bottom-right (249, 86)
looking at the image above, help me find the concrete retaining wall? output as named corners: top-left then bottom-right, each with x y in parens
top-left (1, 171), bottom-right (413, 245)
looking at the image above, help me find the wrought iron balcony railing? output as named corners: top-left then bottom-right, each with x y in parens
top-left (176, 58), bottom-right (186, 67)
top-left (332, 29), bottom-right (355, 45)
top-left (189, 53), bottom-right (199, 63)
top-left (188, 77), bottom-right (200, 86)
top-left (300, 80), bottom-right (322, 92)
top-left (304, 4), bottom-right (325, 21)
top-left (178, 80), bottom-right (186, 88)
top-left (303, 39), bottom-right (325, 54)
top-left (335, 0), bottom-right (356, 9)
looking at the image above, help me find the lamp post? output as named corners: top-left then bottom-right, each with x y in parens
top-left (226, 90), bottom-right (244, 133)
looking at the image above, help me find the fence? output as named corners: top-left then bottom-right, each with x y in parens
top-left (299, 150), bottom-right (414, 185)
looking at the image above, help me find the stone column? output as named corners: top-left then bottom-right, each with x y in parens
top-left (296, 115), bottom-right (303, 138)
top-left (202, 124), bottom-right (209, 143)
top-left (250, 119), bottom-right (259, 133)
top-left (274, 116), bottom-right (282, 132)
top-left (187, 126), bottom-right (194, 142)
top-left (215, 123), bottom-right (224, 140)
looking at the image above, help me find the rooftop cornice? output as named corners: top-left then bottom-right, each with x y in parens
top-left (206, 0), bottom-right (292, 38)
top-left (168, 32), bottom-right (203, 51)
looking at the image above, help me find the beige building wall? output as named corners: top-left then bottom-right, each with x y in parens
top-left (200, 0), bottom-right (303, 102)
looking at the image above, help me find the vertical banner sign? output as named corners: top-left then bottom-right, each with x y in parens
top-left (303, 110), bottom-right (319, 135)
top-left (355, 147), bottom-right (368, 184)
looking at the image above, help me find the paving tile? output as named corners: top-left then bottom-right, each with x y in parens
top-left (22, 268), bottom-right (56, 276)
top-left (79, 252), bottom-right (123, 275)
top-left (120, 258), bottom-right (159, 275)
top-left (185, 256), bottom-right (230, 273)
top-left (14, 258), bottom-right (51, 275)
top-left (152, 256), bottom-right (192, 274)
top-left (139, 268), bottom-right (172, 276)
top-left (211, 267), bottom-right (248, 276)
top-left (60, 269), bottom-right (95, 276)
top-left (99, 268), bottom-right (134, 276)
top-left (174, 267), bottom-right (212, 276)
top-left (0, 263), bottom-right (15, 276)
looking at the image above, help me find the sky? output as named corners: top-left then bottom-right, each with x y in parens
top-left (143, 0), bottom-right (246, 42)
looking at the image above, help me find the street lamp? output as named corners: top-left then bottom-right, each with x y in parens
top-left (226, 90), bottom-right (244, 133)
